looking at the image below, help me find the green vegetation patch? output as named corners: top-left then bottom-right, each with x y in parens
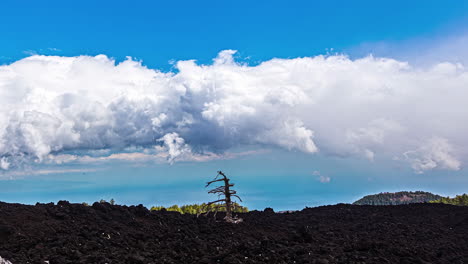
top-left (430, 194), bottom-right (468, 206)
top-left (150, 202), bottom-right (248, 214)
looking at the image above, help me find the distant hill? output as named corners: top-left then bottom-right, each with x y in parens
top-left (353, 191), bottom-right (443, 205)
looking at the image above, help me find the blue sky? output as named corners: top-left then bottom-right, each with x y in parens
top-left (2, 0), bottom-right (468, 67)
top-left (1, 1), bottom-right (468, 210)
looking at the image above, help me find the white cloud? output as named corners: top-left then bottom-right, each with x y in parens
top-left (312, 171), bottom-right (331, 183)
top-left (403, 137), bottom-right (461, 174)
top-left (157, 132), bottom-right (192, 163)
top-left (45, 149), bottom-right (268, 165)
top-left (319, 175), bottom-right (331, 183)
top-left (0, 157), bottom-right (9, 170)
top-left (346, 118), bottom-right (404, 161)
top-left (0, 51), bottom-right (467, 173)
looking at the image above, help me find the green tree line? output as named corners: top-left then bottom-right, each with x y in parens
top-left (430, 194), bottom-right (468, 206)
top-left (150, 202), bottom-right (248, 214)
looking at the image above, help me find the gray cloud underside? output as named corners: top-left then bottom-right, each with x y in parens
top-left (0, 50), bottom-right (467, 173)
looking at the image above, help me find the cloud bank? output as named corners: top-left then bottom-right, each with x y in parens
top-left (0, 50), bottom-right (467, 173)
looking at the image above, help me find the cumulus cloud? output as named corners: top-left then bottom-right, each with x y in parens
top-left (346, 118), bottom-right (405, 161)
top-left (0, 51), bottom-right (467, 173)
top-left (0, 157), bottom-right (9, 170)
top-left (157, 132), bottom-right (192, 163)
top-left (403, 137), bottom-right (461, 174)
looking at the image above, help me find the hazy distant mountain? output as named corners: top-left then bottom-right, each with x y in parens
top-left (353, 191), bottom-right (443, 205)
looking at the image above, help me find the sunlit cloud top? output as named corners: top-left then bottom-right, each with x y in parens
top-left (1, 50), bottom-right (467, 173)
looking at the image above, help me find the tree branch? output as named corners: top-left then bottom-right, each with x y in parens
top-left (208, 186), bottom-right (225, 193)
top-left (206, 199), bottom-right (226, 206)
top-left (206, 179), bottom-right (224, 187)
top-left (232, 195), bottom-right (243, 202)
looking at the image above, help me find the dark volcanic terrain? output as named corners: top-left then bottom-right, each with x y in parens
top-left (0, 201), bottom-right (467, 264)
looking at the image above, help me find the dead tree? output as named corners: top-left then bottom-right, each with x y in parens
top-left (201, 171), bottom-right (243, 223)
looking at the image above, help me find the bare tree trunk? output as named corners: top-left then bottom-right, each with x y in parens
top-left (203, 171), bottom-right (243, 223)
top-left (224, 176), bottom-right (232, 220)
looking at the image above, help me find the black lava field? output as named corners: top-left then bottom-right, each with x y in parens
top-left (0, 201), bottom-right (467, 263)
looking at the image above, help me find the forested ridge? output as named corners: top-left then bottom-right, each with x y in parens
top-left (353, 191), bottom-right (443, 205)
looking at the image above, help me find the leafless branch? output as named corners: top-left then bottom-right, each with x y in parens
top-left (206, 199), bottom-right (226, 206)
top-left (232, 194), bottom-right (243, 202)
top-left (206, 178), bottom-right (225, 187)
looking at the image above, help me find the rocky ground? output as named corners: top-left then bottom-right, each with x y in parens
top-left (0, 201), bottom-right (467, 263)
